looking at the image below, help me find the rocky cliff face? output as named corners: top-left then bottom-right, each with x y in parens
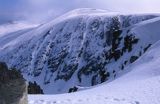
top-left (0, 62), bottom-right (27, 104)
top-left (0, 8), bottom-right (160, 94)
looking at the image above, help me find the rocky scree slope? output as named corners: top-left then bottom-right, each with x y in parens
top-left (0, 9), bottom-right (160, 94)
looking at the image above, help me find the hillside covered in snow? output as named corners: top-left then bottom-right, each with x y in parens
top-left (0, 8), bottom-right (160, 97)
top-left (29, 39), bottom-right (160, 104)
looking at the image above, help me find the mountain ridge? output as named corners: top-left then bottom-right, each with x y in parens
top-left (0, 9), bottom-right (160, 94)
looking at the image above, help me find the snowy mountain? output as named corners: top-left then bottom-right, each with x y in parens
top-left (0, 21), bottom-right (38, 37)
top-left (0, 8), bottom-right (160, 94)
top-left (29, 38), bottom-right (160, 104)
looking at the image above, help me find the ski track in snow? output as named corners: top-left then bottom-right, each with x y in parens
top-left (29, 95), bottom-right (140, 104)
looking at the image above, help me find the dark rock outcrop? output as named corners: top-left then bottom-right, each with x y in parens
top-left (0, 62), bottom-right (27, 104)
top-left (68, 86), bottom-right (78, 93)
top-left (28, 81), bottom-right (44, 94)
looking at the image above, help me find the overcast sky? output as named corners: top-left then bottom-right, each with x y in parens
top-left (0, 0), bottom-right (160, 23)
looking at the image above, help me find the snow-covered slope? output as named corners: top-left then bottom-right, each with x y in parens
top-left (29, 13), bottom-right (160, 103)
top-left (29, 39), bottom-right (160, 104)
top-left (0, 21), bottom-right (38, 48)
top-left (0, 21), bottom-right (38, 37)
top-left (0, 8), bottom-right (160, 94)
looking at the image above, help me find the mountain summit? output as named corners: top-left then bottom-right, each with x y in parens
top-left (0, 9), bottom-right (160, 94)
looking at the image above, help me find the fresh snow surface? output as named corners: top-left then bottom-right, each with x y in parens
top-left (29, 39), bottom-right (160, 104)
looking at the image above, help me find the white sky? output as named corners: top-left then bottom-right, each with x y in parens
top-left (0, 0), bottom-right (160, 23)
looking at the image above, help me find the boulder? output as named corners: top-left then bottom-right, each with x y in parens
top-left (0, 62), bottom-right (28, 104)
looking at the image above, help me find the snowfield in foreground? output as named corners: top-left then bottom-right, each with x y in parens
top-left (29, 39), bottom-right (160, 104)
